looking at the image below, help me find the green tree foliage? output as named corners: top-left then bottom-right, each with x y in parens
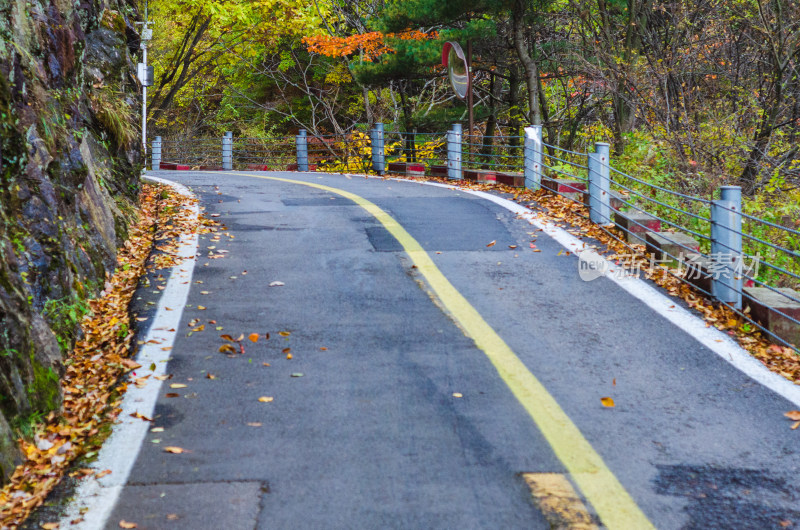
top-left (149, 0), bottom-right (800, 205)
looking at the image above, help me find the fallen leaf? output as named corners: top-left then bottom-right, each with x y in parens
top-left (121, 359), bottom-right (142, 370)
top-left (612, 378), bottom-right (616, 387)
top-left (248, 333), bottom-right (259, 343)
top-left (164, 446), bottom-right (186, 454)
top-left (452, 393), bottom-right (463, 398)
top-left (508, 245), bottom-right (517, 249)
top-left (166, 514), bottom-right (180, 521)
top-left (119, 521), bottom-right (138, 529)
top-left (258, 396), bottom-right (274, 403)
top-left (279, 331), bottom-right (291, 337)
top-left (197, 305), bottom-right (206, 310)
top-left (169, 383), bottom-right (187, 389)
top-left (219, 344), bottom-right (237, 354)
top-left (206, 373), bottom-right (216, 380)
top-left (130, 412), bottom-right (153, 422)
top-left (486, 240), bottom-right (496, 247)
top-left (601, 397), bottom-right (615, 408)
top-left (785, 411), bottom-right (800, 421)
top-left (262, 362), bottom-right (271, 367)
top-left (165, 393), bottom-right (180, 398)
top-left (41, 522), bottom-right (59, 529)
top-left (150, 427), bottom-right (164, 433)
top-left (269, 281), bottom-right (285, 287)
top-left (286, 353), bottom-right (293, 360)
top-left (247, 422), bottom-right (262, 427)
top-left (291, 373), bottom-right (304, 378)
top-left (282, 347), bottom-right (291, 354)
top-left (792, 422), bottom-right (800, 430)
top-left (320, 347), bottom-right (328, 351)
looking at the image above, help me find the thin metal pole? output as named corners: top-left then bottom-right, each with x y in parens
top-left (141, 45), bottom-right (147, 156)
top-left (588, 142), bottom-right (611, 224)
top-left (152, 136), bottom-right (161, 170)
top-left (711, 185), bottom-right (743, 309)
top-left (371, 123), bottom-right (385, 175)
top-left (467, 40), bottom-right (474, 165)
top-left (524, 125), bottom-right (542, 191)
top-left (447, 123), bottom-right (462, 180)
top-left (222, 131), bottom-right (233, 170)
top-left (296, 129), bottom-right (308, 172)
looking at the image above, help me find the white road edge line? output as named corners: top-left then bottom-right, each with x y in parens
top-left (396, 178), bottom-right (800, 408)
top-left (59, 176), bottom-right (199, 529)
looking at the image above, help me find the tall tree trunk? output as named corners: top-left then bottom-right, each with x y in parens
top-left (508, 66), bottom-right (521, 154)
top-left (398, 82), bottom-right (415, 161)
top-left (512, 0), bottom-right (541, 125)
top-left (480, 72), bottom-right (501, 168)
top-left (363, 86), bottom-right (373, 126)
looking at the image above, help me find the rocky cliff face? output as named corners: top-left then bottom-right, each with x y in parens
top-left (0, 0), bottom-right (142, 482)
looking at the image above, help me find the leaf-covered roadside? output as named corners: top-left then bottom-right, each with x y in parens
top-left (398, 173), bottom-right (800, 386)
top-left (0, 184), bottom-right (202, 528)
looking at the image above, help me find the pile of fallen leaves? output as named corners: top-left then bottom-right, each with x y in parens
top-left (394, 173), bottom-right (800, 386)
top-left (0, 183), bottom-right (200, 528)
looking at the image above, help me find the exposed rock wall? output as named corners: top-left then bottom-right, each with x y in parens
top-left (0, 0), bottom-right (141, 482)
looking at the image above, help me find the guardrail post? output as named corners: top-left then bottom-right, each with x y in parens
top-left (447, 123), bottom-right (462, 180)
top-left (588, 142), bottom-right (611, 224)
top-left (711, 185), bottom-right (743, 309)
top-left (296, 129), bottom-right (309, 172)
top-left (371, 123), bottom-right (385, 175)
top-left (524, 125), bottom-right (542, 190)
top-left (152, 136), bottom-right (161, 171)
top-left (222, 131), bottom-right (233, 170)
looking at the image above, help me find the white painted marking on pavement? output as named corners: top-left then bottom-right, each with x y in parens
top-left (394, 179), bottom-right (800, 408)
top-left (59, 176), bottom-right (199, 529)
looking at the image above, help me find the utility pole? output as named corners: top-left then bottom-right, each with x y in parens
top-left (136, 1), bottom-right (154, 165)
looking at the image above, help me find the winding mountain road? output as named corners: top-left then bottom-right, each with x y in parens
top-left (70, 171), bottom-right (800, 529)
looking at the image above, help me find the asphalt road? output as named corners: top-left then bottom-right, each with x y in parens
top-left (108, 171), bottom-right (799, 529)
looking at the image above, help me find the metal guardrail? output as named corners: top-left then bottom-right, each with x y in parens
top-left (150, 126), bottom-right (800, 354)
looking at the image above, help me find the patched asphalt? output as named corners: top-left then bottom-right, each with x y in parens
top-left (105, 171), bottom-right (799, 529)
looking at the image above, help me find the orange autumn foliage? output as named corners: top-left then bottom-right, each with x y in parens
top-left (304, 30), bottom-right (436, 61)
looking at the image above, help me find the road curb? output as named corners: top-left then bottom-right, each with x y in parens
top-left (59, 176), bottom-right (200, 529)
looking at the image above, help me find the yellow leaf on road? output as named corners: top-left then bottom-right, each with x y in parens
top-left (219, 344), bottom-right (236, 354)
top-left (601, 397), bottom-right (615, 408)
top-left (164, 446), bottom-right (186, 454)
top-left (258, 396), bottom-right (274, 403)
top-left (248, 333), bottom-right (260, 343)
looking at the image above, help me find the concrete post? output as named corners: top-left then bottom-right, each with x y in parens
top-left (296, 129), bottom-right (309, 172)
top-left (222, 131), bottom-right (233, 170)
top-left (152, 136), bottom-right (162, 171)
top-left (588, 142), bottom-right (611, 224)
top-left (711, 185), bottom-right (743, 309)
top-left (524, 125), bottom-right (542, 190)
top-left (371, 123), bottom-right (385, 175)
top-left (447, 123), bottom-right (462, 180)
